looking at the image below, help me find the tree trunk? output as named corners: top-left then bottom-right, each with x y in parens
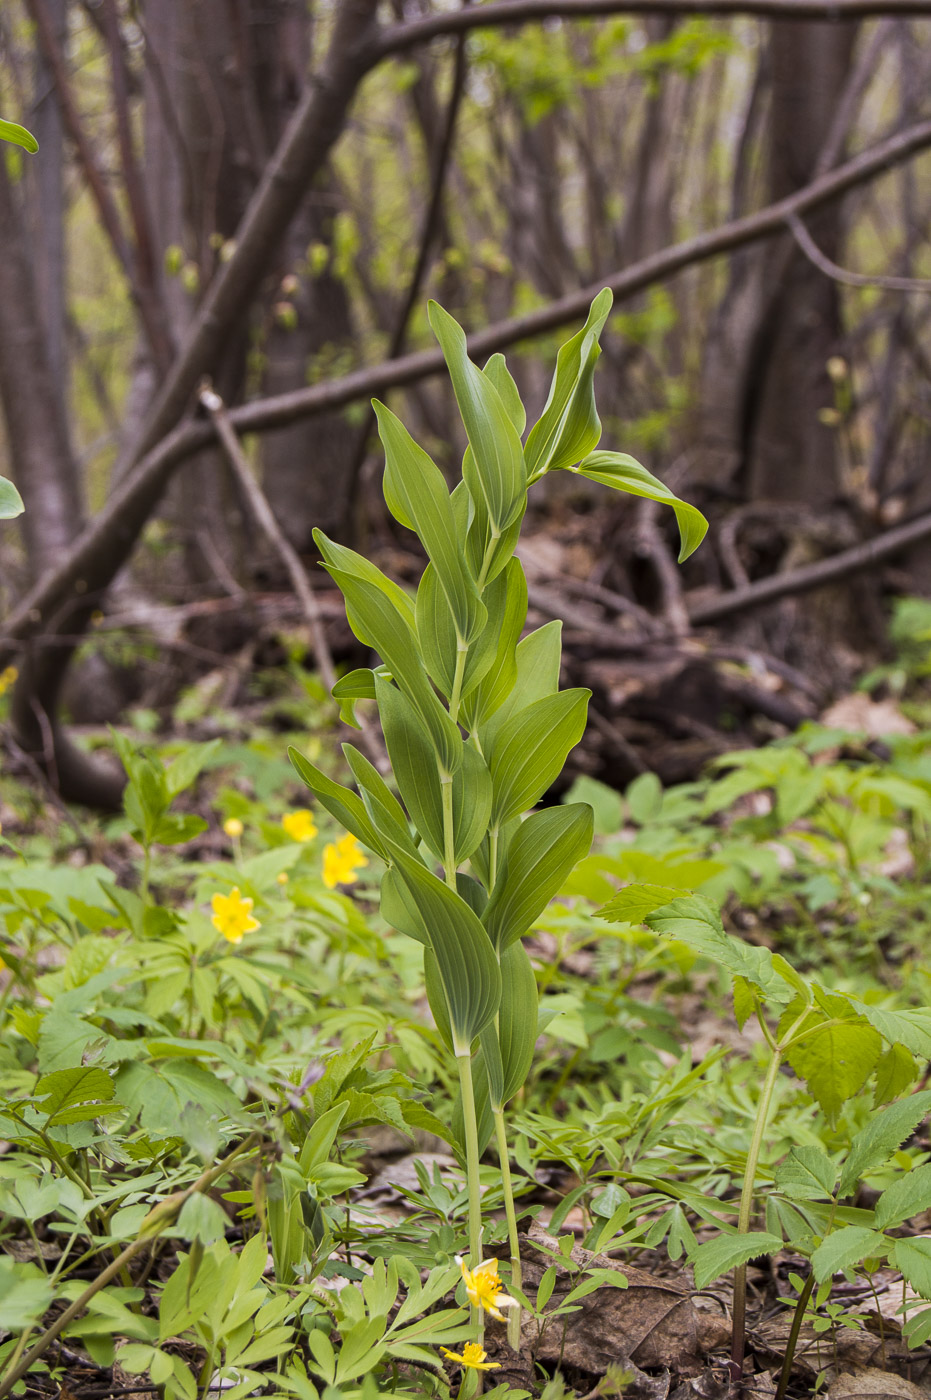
top-left (742, 21), bottom-right (858, 506)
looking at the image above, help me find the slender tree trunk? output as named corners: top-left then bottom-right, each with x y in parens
top-left (742, 21), bottom-right (858, 505)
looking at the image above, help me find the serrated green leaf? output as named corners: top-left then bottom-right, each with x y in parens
top-left (524, 289), bottom-right (612, 480)
top-left (811, 1226), bottom-right (886, 1283)
top-left (875, 1165), bottom-right (931, 1230)
top-left (597, 883), bottom-right (689, 927)
top-left (690, 1232), bottom-right (783, 1289)
top-left (890, 1235), bottom-right (931, 1299)
top-left (573, 450), bottom-right (708, 561)
top-left (34, 1066), bottom-right (116, 1126)
top-left (483, 804), bottom-right (593, 951)
top-left (645, 894), bottom-right (792, 1003)
top-left (428, 301), bottom-right (525, 534)
top-left (840, 1092), bottom-right (931, 1197)
top-left (487, 688), bottom-right (590, 825)
top-left (848, 1001), bottom-right (931, 1060)
top-left (774, 1147), bottom-right (837, 1202)
top-left (874, 1043), bottom-right (918, 1108)
top-left (733, 976), bottom-right (757, 1031)
top-left (786, 1019), bottom-right (882, 1125)
top-left (0, 118), bottom-right (38, 153)
top-left (0, 475), bottom-right (24, 519)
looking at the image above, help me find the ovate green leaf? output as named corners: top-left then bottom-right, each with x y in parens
top-left (573, 450), bottom-right (708, 561)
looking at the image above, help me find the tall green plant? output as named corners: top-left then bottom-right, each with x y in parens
top-left (290, 290), bottom-right (706, 1361)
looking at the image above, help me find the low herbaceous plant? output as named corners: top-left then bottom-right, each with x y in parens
top-left (290, 291), bottom-right (707, 1376)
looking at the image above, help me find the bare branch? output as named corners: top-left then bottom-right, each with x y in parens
top-left (373, 0), bottom-right (931, 59)
top-left (787, 211), bottom-right (931, 292)
top-left (688, 510), bottom-right (931, 625)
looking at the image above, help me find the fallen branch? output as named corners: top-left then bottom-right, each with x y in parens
top-left (688, 510), bottom-right (931, 625)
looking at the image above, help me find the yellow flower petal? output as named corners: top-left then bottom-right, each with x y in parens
top-left (223, 817), bottom-right (244, 839)
top-left (282, 809), bottom-right (318, 843)
top-left (211, 886), bottom-right (260, 943)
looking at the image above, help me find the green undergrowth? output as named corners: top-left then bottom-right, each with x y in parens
top-left (4, 696), bottom-right (931, 1397)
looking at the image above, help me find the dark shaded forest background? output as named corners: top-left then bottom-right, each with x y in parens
top-left (1, 1), bottom-right (930, 805)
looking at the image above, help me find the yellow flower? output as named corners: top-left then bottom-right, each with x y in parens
top-left (282, 809), bottom-right (318, 843)
top-left (211, 887), bottom-right (260, 944)
top-left (456, 1256), bottom-right (519, 1323)
top-left (276, 871), bottom-right (289, 886)
top-left (223, 816), bottom-right (244, 839)
top-left (322, 831), bottom-right (368, 889)
top-left (440, 1343), bottom-right (500, 1372)
top-left (0, 666), bottom-right (18, 697)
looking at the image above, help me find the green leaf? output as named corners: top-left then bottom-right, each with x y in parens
top-left (381, 864), bottom-right (430, 946)
top-left (383, 842), bottom-right (501, 1053)
top-left (786, 1018), bottom-right (882, 1125)
top-left (342, 744), bottom-right (422, 858)
top-left (573, 450), bottom-right (708, 561)
top-left (875, 1165), bottom-right (931, 1230)
top-left (375, 400), bottom-right (485, 644)
top-left (645, 894), bottom-right (794, 1003)
top-left (483, 804), bottom-right (593, 951)
top-left (331, 667), bottom-right (380, 728)
top-left (416, 563), bottom-right (499, 703)
top-left (487, 688), bottom-right (590, 825)
top-left (375, 677), bottom-right (491, 863)
top-left (690, 1232), bottom-right (783, 1289)
top-left (482, 352), bottom-right (526, 435)
top-left (314, 530), bottom-right (416, 628)
top-left (0, 475), bottom-right (24, 519)
top-left (874, 1043), bottom-right (918, 1107)
top-left (288, 747), bottom-right (388, 860)
top-left (839, 1092), bottom-right (931, 1197)
top-left (524, 289), bottom-right (612, 479)
top-left (811, 1226), bottom-right (886, 1283)
top-left (733, 977), bottom-right (757, 1031)
top-left (492, 940), bottom-right (538, 1105)
top-left (428, 301), bottom-right (525, 534)
top-left (152, 813), bottom-right (208, 846)
top-left (0, 118), bottom-right (39, 153)
top-left (848, 1001), bottom-right (931, 1061)
top-left (597, 883), bottom-right (690, 926)
top-left (890, 1236), bottom-right (931, 1299)
top-left (164, 739), bottom-right (222, 799)
top-left (115, 1059), bottom-right (239, 1138)
top-left (480, 619), bottom-right (562, 748)
top-left (34, 1066), bottom-right (116, 1126)
top-left (0, 1256), bottom-right (53, 1331)
top-left (460, 558), bottom-right (528, 730)
top-left (774, 1147), bottom-right (837, 1202)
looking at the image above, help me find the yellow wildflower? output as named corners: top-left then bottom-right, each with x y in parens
top-left (456, 1256), bottom-right (519, 1323)
top-left (223, 816), bottom-right (244, 839)
top-left (211, 887), bottom-right (260, 944)
top-left (322, 831), bottom-right (368, 889)
top-left (276, 871), bottom-right (289, 886)
top-left (440, 1343), bottom-right (500, 1372)
top-left (282, 809), bottom-right (318, 843)
top-left (0, 666), bottom-right (18, 697)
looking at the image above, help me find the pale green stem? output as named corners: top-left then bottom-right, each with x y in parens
top-left (493, 1106), bottom-right (522, 1351)
top-left (731, 1047), bottom-right (783, 1378)
top-left (488, 827), bottom-right (499, 890)
top-left (449, 645), bottom-right (468, 727)
top-left (441, 774), bottom-right (456, 891)
top-left (456, 1052), bottom-right (485, 1342)
top-left (476, 530), bottom-right (501, 593)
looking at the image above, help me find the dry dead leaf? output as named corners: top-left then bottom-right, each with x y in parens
top-left (510, 1225), bottom-right (729, 1378)
top-left (826, 1368), bottom-right (931, 1399)
top-left (819, 694), bottom-right (915, 737)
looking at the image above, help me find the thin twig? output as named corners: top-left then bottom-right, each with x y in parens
top-left (634, 500), bottom-right (690, 637)
top-left (787, 211), bottom-right (931, 293)
top-left (199, 386), bottom-right (389, 773)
